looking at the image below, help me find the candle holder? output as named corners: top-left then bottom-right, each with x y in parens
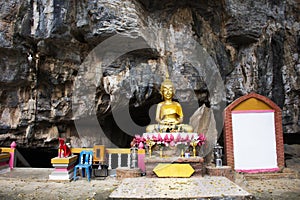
top-left (181, 149), bottom-right (184, 158)
top-left (190, 140), bottom-right (198, 157)
top-left (177, 143), bottom-right (185, 158)
top-left (146, 139), bottom-right (155, 158)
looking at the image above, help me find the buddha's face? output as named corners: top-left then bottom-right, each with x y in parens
top-left (162, 85), bottom-right (174, 100)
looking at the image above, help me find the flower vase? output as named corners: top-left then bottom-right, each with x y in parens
top-left (146, 140), bottom-right (155, 158)
top-left (193, 145), bottom-right (196, 157)
top-left (190, 141), bottom-right (198, 157)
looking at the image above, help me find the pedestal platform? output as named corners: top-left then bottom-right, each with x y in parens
top-left (206, 165), bottom-right (235, 181)
top-left (145, 156), bottom-right (204, 177)
top-left (116, 167), bottom-right (141, 180)
top-left (0, 153), bottom-right (10, 173)
top-left (49, 155), bottom-right (78, 181)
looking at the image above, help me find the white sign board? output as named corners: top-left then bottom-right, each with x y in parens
top-left (232, 110), bottom-right (278, 172)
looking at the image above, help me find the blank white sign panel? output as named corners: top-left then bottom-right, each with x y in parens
top-left (232, 111), bottom-right (277, 171)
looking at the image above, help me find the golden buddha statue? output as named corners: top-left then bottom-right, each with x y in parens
top-left (146, 78), bottom-right (194, 133)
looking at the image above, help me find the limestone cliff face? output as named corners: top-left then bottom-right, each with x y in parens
top-left (0, 0), bottom-right (299, 147)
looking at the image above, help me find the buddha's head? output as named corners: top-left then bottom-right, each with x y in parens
top-left (160, 78), bottom-right (175, 100)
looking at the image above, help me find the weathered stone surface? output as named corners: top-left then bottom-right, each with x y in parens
top-left (189, 104), bottom-right (218, 164)
top-left (284, 144), bottom-right (300, 174)
top-left (206, 165), bottom-right (235, 182)
top-left (116, 167), bottom-right (141, 179)
top-left (109, 177), bottom-right (253, 199)
top-left (0, 0), bottom-right (299, 149)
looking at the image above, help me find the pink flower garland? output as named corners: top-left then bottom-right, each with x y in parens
top-left (131, 133), bottom-right (206, 148)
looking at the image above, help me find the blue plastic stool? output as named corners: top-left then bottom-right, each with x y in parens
top-left (73, 150), bottom-right (93, 181)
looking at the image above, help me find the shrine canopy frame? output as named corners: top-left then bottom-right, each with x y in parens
top-left (223, 93), bottom-right (284, 173)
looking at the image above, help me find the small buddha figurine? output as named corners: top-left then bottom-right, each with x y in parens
top-left (146, 78), bottom-right (194, 133)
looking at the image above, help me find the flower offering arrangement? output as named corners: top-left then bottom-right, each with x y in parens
top-left (131, 133), bottom-right (206, 158)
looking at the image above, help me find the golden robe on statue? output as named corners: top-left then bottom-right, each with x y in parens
top-left (146, 78), bottom-right (193, 133)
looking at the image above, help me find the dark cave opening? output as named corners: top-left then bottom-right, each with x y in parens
top-left (16, 148), bottom-right (58, 168)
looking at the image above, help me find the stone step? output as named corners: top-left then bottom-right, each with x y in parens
top-left (243, 172), bottom-right (298, 181)
top-left (109, 176), bottom-right (254, 199)
top-left (116, 167), bottom-right (141, 180)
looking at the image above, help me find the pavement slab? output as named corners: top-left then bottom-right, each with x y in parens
top-left (109, 176), bottom-right (253, 199)
top-left (0, 168), bottom-right (298, 199)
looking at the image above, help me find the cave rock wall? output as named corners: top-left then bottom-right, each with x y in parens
top-left (0, 0), bottom-right (299, 147)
